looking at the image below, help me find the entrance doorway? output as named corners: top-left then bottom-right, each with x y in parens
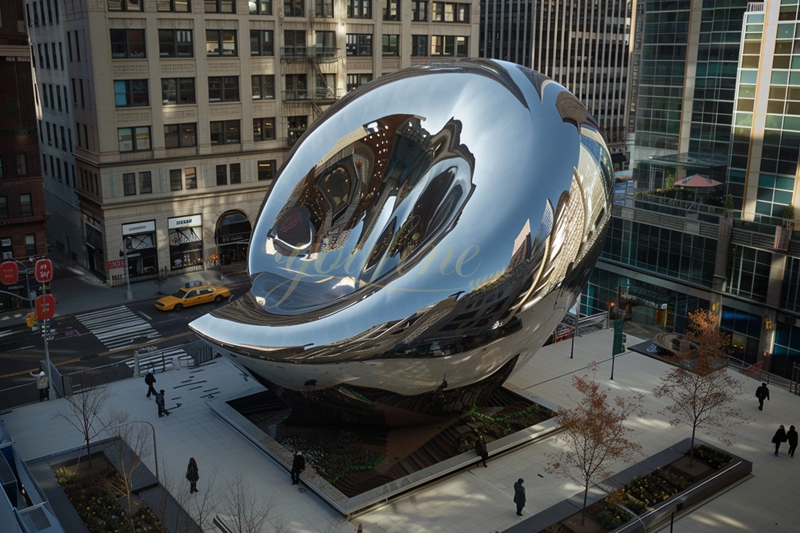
top-left (215, 211), bottom-right (252, 265)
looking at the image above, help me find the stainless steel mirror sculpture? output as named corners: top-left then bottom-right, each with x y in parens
top-left (191, 59), bottom-right (614, 427)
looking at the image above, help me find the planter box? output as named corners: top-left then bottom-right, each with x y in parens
top-left (609, 439), bottom-right (752, 533)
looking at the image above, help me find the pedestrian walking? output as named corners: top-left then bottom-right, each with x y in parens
top-left (772, 424), bottom-right (787, 456)
top-left (155, 389), bottom-right (169, 418)
top-left (475, 434), bottom-right (488, 467)
top-left (30, 371), bottom-right (49, 401)
top-left (145, 370), bottom-right (157, 398)
top-left (186, 458), bottom-right (199, 493)
top-left (787, 425), bottom-right (798, 458)
top-left (756, 382), bottom-right (770, 411)
top-left (290, 450), bottom-right (305, 485)
top-left (513, 478), bottom-right (525, 516)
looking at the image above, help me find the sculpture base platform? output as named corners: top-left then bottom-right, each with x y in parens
top-left (207, 386), bottom-right (558, 516)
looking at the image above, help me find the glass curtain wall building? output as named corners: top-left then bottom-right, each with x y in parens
top-left (588, 0), bottom-right (800, 380)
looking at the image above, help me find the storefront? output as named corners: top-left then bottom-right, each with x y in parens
top-left (123, 220), bottom-right (159, 279)
top-left (215, 211), bottom-right (251, 265)
top-left (168, 215), bottom-right (204, 271)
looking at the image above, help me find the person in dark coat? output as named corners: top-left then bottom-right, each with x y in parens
top-left (787, 425), bottom-right (798, 458)
top-left (772, 424), bottom-right (787, 456)
top-left (756, 382), bottom-right (770, 411)
top-left (186, 457), bottom-right (199, 493)
top-left (145, 370), bottom-right (157, 398)
top-left (475, 435), bottom-right (488, 467)
top-left (291, 451), bottom-right (305, 485)
top-left (513, 478), bottom-right (525, 516)
top-left (155, 389), bottom-right (169, 417)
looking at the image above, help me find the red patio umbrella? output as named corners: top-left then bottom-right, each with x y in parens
top-left (675, 174), bottom-right (722, 202)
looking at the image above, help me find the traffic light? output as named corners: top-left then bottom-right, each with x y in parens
top-left (26, 313), bottom-right (36, 328)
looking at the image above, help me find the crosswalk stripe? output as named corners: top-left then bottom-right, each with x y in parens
top-left (75, 306), bottom-right (161, 350)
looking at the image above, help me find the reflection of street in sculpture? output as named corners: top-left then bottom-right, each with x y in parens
top-left (191, 59), bottom-right (614, 427)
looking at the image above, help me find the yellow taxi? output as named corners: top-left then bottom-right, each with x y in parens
top-left (155, 283), bottom-right (231, 311)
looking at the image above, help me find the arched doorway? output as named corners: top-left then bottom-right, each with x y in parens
top-left (215, 211), bottom-right (252, 266)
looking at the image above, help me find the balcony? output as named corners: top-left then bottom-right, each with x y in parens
top-left (280, 46), bottom-right (309, 59)
top-left (282, 89), bottom-right (310, 101)
top-left (315, 87), bottom-right (341, 101)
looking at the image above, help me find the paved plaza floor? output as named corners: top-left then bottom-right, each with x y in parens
top-left (2, 328), bottom-right (798, 533)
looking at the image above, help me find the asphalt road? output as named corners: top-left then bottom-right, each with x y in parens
top-left (0, 285), bottom-right (250, 389)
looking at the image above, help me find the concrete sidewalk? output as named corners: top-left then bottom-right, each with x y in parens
top-left (1, 328), bottom-right (798, 533)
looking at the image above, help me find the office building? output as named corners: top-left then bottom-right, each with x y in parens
top-left (479, 0), bottom-right (635, 160)
top-left (587, 0), bottom-right (800, 380)
top-left (0, 0), bottom-right (47, 312)
top-left (24, 0), bottom-right (478, 286)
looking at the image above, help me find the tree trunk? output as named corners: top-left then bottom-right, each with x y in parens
top-left (689, 425), bottom-right (696, 467)
top-left (581, 482), bottom-right (589, 525)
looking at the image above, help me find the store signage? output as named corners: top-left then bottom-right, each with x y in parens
top-left (106, 259), bottom-right (126, 269)
top-left (168, 214), bottom-right (202, 229)
top-left (35, 259), bottom-right (54, 283)
top-left (122, 220), bottom-right (156, 236)
top-left (1, 262), bottom-right (18, 285)
top-left (36, 294), bottom-right (56, 320)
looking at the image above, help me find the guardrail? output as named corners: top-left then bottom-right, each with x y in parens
top-left (727, 356), bottom-right (798, 393)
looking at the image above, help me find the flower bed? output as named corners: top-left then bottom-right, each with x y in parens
top-left (54, 457), bottom-right (163, 533)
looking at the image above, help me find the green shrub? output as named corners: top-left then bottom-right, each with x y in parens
top-left (596, 506), bottom-right (633, 530)
top-left (54, 466), bottom-right (76, 485)
top-left (625, 468), bottom-right (685, 506)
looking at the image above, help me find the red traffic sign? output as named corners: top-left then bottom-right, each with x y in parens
top-left (35, 259), bottom-right (53, 283)
top-left (36, 294), bottom-right (56, 320)
top-left (0, 262), bottom-right (18, 285)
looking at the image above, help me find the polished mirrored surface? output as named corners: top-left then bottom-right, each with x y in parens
top-left (191, 59), bottom-right (613, 425)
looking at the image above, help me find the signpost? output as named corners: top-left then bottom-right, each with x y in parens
top-left (35, 259), bottom-right (53, 283)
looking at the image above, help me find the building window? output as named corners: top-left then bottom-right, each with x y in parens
top-left (157, 0), bottom-right (191, 11)
top-left (110, 29), bottom-right (146, 59)
top-left (139, 171), bottom-right (152, 193)
top-left (159, 29), bottom-right (194, 57)
top-left (412, 0), bottom-right (426, 21)
top-left (316, 31), bottom-right (336, 57)
top-left (382, 34), bottom-right (399, 56)
top-left (164, 123), bottom-right (197, 148)
top-left (284, 0), bottom-right (303, 16)
top-left (249, 0), bottom-right (272, 14)
top-left (230, 163), bottom-right (241, 184)
top-left (431, 2), bottom-right (467, 22)
top-left (185, 167), bottom-right (197, 189)
top-left (315, 0), bottom-right (333, 17)
top-left (16, 154), bottom-right (28, 176)
top-left (118, 126), bottom-right (151, 152)
top-left (287, 115), bottom-right (307, 146)
top-left (258, 160), bottom-right (275, 181)
top-left (161, 78), bottom-right (196, 104)
top-left (285, 74), bottom-right (307, 100)
top-left (250, 30), bottom-right (274, 56)
top-left (208, 76), bottom-right (240, 102)
top-left (0, 197), bottom-right (7, 218)
top-left (253, 118), bottom-right (276, 141)
top-left (20, 194), bottom-right (33, 216)
top-left (25, 235), bottom-right (36, 256)
top-left (206, 30), bottom-right (237, 56)
top-left (170, 169), bottom-right (183, 191)
top-left (346, 34), bottom-right (372, 56)
top-left (216, 164), bottom-right (228, 186)
top-left (205, 0), bottom-right (235, 13)
top-left (347, 73), bottom-right (372, 91)
top-left (108, 0), bottom-right (144, 11)
top-left (431, 35), bottom-right (467, 56)
top-left (411, 35), bottom-right (427, 56)
top-left (114, 80), bottom-right (149, 107)
top-left (252, 75), bottom-right (275, 100)
top-left (347, 0), bottom-right (371, 18)
top-left (210, 120), bottom-right (241, 145)
top-left (383, 0), bottom-right (399, 20)
top-left (123, 172), bottom-right (137, 196)
top-left (283, 30), bottom-right (307, 58)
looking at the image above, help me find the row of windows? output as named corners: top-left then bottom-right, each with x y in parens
top-left (119, 160), bottom-right (276, 197)
top-left (0, 194), bottom-right (34, 218)
top-left (39, 120), bottom-right (72, 154)
top-left (0, 155), bottom-right (29, 180)
top-left (42, 153), bottom-right (76, 189)
top-left (102, 0), bottom-right (462, 22)
top-left (116, 118), bottom-right (280, 152)
top-left (347, 34), bottom-right (469, 56)
top-left (114, 76), bottom-right (280, 106)
top-left (33, 41), bottom-right (64, 71)
top-left (26, 0), bottom-right (59, 27)
top-left (37, 83), bottom-right (69, 114)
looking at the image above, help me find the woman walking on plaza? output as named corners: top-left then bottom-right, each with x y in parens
top-left (772, 425), bottom-right (788, 456)
top-left (186, 458), bottom-right (199, 493)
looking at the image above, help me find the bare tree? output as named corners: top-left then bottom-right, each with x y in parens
top-left (53, 379), bottom-right (111, 468)
top-left (653, 308), bottom-right (749, 465)
top-left (218, 471), bottom-right (273, 533)
top-left (157, 460), bottom-right (218, 533)
top-left (103, 411), bottom-right (153, 517)
top-left (546, 365), bottom-right (647, 525)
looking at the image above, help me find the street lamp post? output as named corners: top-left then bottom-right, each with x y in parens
top-left (105, 419), bottom-right (159, 482)
top-left (123, 238), bottom-right (133, 301)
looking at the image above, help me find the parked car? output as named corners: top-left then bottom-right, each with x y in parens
top-left (155, 284), bottom-right (231, 311)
